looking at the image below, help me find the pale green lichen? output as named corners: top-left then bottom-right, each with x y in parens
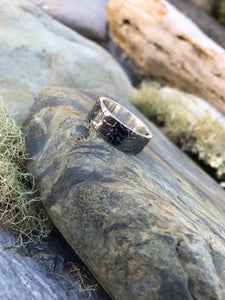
top-left (0, 101), bottom-right (52, 246)
top-left (186, 114), bottom-right (225, 179)
top-left (129, 83), bottom-right (225, 184)
top-left (130, 82), bottom-right (191, 143)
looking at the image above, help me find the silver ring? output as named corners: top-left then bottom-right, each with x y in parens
top-left (88, 97), bottom-right (153, 155)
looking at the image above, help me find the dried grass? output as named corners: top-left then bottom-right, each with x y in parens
top-left (66, 262), bottom-right (98, 299)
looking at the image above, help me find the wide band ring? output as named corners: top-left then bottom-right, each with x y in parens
top-left (88, 97), bottom-right (153, 155)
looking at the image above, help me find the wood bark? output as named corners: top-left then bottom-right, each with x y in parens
top-left (106, 0), bottom-right (225, 115)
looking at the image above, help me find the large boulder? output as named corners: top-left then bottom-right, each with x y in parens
top-left (30, 0), bottom-right (109, 40)
top-left (0, 0), bottom-right (132, 124)
top-left (23, 87), bottom-right (225, 299)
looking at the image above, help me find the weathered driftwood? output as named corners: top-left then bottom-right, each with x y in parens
top-left (23, 87), bottom-right (225, 299)
top-left (106, 0), bottom-right (225, 115)
top-left (168, 0), bottom-right (225, 49)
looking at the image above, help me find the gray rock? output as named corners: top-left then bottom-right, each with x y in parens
top-left (30, 0), bottom-right (109, 40)
top-left (24, 87), bottom-right (225, 299)
top-left (0, 228), bottom-right (110, 300)
top-left (0, 0), bottom-right (132, 124)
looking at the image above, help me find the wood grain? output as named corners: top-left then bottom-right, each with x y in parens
top-left (106, 0), bottom-right (225, 115)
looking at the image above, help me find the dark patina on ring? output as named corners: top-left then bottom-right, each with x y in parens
top-left (88, 97), bottom-right (153, 155)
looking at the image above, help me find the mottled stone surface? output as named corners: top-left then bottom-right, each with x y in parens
top-left (30, 0), bottom-right (109, 40)
top-left (0, 0), bottom-right (131, 124)
top-left (24, 87), bottom-right (225, 299)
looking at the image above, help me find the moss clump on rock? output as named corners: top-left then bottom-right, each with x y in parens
top-left (0, 101), bottom-right (52, 246)
top-left (129, 83), bottom-right (225, 185)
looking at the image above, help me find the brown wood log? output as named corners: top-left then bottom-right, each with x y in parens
top-left (106, 0), bottom-right (225, 115)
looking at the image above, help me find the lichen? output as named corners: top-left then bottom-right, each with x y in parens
top-left (129, 83), bottom-right (225, 185)
top-left (130, 82), bottom-right (191, 143)
top-left (185, 114), bottom-right (225, 179)
top-left (0, 101), bottom-right (52, 246)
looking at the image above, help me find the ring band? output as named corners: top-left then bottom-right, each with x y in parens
top-left (88, 97), bottom-right (153, 155)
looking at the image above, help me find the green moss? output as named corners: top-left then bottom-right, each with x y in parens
top-left (129, 83), bottom-right (225, 184)
top-left (218, 0), bottom-right (225, 24)
top-left (0, 102), bottom-right (52, 246)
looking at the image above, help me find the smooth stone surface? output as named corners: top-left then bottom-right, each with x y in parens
top-left (0, 0), bottom-right (132, 124)
top-left (0, 228), bottom-right (110, 300)
top-left (24, 87), bottom-right (225, 299)
top-left (31, 0), bottom-right (109, 40)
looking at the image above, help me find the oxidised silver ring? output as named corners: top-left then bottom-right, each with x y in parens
top-left (88, 97), bottom-right (152, 155)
